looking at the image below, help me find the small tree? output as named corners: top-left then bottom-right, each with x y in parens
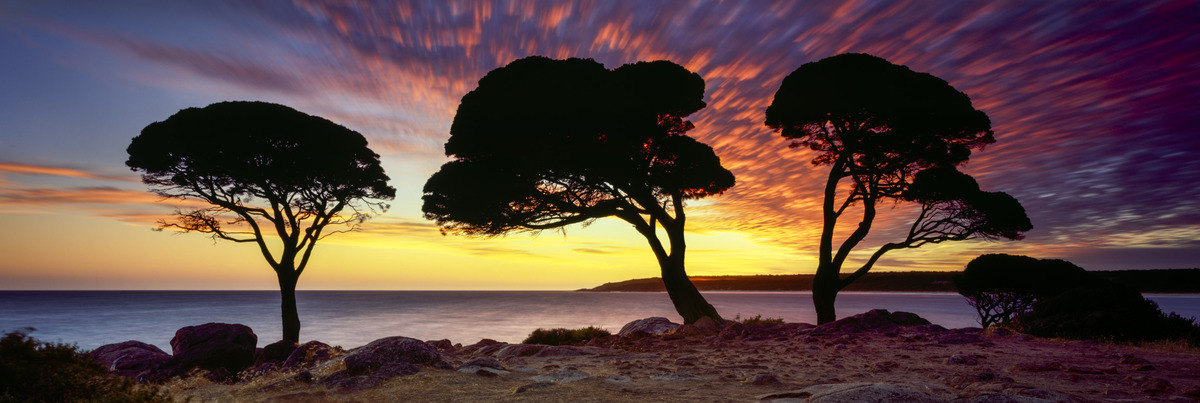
top-left (126, 101), bottom-right (396, 342)
top-left (955, 254), bottom-right (1051, 327)
top-left (423, 56), bottom-right (735, 323)
top-left (765, 53), bottom-right (1031, 324)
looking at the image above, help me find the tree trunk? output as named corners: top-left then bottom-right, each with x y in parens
top-left (278, 273), bottom-right (301, 342)
top-left (660, 255), bottom-right (723, 324)
top-left (812, 265), bottom-right (840, 324)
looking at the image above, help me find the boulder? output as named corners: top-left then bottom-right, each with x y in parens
top-left (618, 317), bottom-right (681, 336)
top-left (342, 336), bottom-right (444, 377)
top-left (494, 344), bottom-right (547, 359)
top-left (812, 310), bottom-right (931, 335)
top-left (158, 323), bottom-right (257, 380)
top-left (282, 340), bottom-right (339, 369)
top-left (89, 340), bottom-right (170, 381)
top-left (259, 340), bottom-right (298, 364)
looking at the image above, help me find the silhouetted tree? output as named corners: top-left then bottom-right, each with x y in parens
top-left (126, 101), bottom-right (395, 342)
top-left (765, 53), bottom-right (1030, 324)
top-left (955, 254), bottom-right (1088, 327)
top-left (423, 56), bottom-right (735, 324)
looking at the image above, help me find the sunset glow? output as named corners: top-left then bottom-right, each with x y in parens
top-left (1, 1), bottom-right (1196, 290)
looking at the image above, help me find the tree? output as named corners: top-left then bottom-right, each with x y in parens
top-left (422, 56), bottom-right (735, 324)
top-left (126, 101), bottom-right (396, 342)
top-left (764, 53), bottom-right (1031, 324)
top-left (954, 254), bottom-right (1087, 327)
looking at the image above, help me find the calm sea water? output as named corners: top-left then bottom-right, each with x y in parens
top-left (1, 291), bottom-right (1196, 352)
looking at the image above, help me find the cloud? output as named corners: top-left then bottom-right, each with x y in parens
top-left (0, 162), bottom-right (136, 182)
top-left (10, 1), bottom-right (1199, 271)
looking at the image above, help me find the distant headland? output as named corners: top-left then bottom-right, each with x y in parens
top-left (579, 269), bottom-right (1200, 293)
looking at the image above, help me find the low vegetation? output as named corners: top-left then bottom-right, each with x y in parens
top-left (956, 254), bottom-right (1200, 346)
top-left (735, 314), bottom-right (784, 325)
top-left (522, 327), bottom-right (611, 346)
top-left (0, 329), bottom-right (168, 403)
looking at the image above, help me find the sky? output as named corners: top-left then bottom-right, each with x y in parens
top-left (1, 0), bottom-right (1197, 291)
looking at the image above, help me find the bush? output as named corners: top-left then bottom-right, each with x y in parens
top-left (522, 327), bottom-right (611, 346)
top-left (1014, 284), bottom-right (1200, 345)
top-left (955, 254), bottom-right (1093, 327)
top-left (0, 329), bottom-right (169, 402)
top-left (735, 314), bottom-right (784, 325)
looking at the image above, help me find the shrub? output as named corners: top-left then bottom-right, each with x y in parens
top-left (0, 329), bottom-right (169, 402)
top-left (522, 327), bottom-right (611, 346)
top-left (1014, 284), bottom-right (1200, 345)
top-left (735, 314), bottom-right (784, 325)
top-left (955, 254), bottom-right (1093, 327)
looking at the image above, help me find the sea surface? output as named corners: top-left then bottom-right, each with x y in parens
top-left (2, 291), bottom-right (1197, 352)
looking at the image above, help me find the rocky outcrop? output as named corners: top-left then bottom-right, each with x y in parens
top-left (157, 323), bottom-right (257, 381)
top-left (318, 336), bottom-right (450, 392)
top-left (342, 336), bottom-right (447, 376)
top-left (282, 340), bottom-right (339, 370)
top-left (618, 317), bottom-right (681, 336)
top-left (259, 340), bottom-right (298, 365)
top-left (809, 309), bottom-right (931, 335)
top-left (89, 340), bottom-right (170, 381)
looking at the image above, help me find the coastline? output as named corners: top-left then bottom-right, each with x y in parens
top-left (154, 310), bottom-right (1200, 402)
top-left (578, 269), bottom-right (1200, 293)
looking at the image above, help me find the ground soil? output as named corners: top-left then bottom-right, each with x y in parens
top-left (161, 321), bottom-right (1200, 402)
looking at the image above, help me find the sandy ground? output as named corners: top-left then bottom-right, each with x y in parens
top-left (161, 320), bottom-right (1200, 402)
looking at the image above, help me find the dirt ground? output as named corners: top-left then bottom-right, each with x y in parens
top-left (161, 320), bottom-right (1200, 402)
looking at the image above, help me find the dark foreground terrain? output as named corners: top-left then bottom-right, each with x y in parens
top-left (157, 310), bottom-right (1200, 402)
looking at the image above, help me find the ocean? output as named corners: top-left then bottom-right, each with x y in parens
top-left (2, 291), bottom-right (1197, 352)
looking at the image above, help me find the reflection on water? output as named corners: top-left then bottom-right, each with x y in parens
top-left (1, 291), bottom-right (1196, 351)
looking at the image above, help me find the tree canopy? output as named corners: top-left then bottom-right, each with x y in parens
top-left (423, 56), bottom-right (734, 323)
top-left (126, 100), bottom-right (395, 341)
top-left (764, 53), bottom-right (1029, 324)
top-left (955, 254), bottom-right (1088, 327)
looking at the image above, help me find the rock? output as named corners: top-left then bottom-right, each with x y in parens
top-left (790, 382), bottom-right (952, 403)
top-left (494, 344), bottom-right (546, 359)
top-left (425, 339), bottom-right (454, 351)
top-left (259, 340), bottom-right (297, 364)
top-left (533, 346), bottom-right (588, 357)
top-left (605, 374), bottom-right (633, 383)
top-left (464, 357), bottom-right (505, 370)
top-left (89, 340), bottom-right (170, 381)
top-left (282, 341), bottom-right (338, 370)
top-left (747, 373), bottom-right (782, 385)
top-left (812, 310), bottom-right (931, 336)
top-left (342, 336), bottom-right (443, 377)
top-left (650, 372), bottom-right (703, 381)
top-left (671, 316), bottom-right (723, 338)
top-left (946, 354), bottom-right (980, 365)
top-left (528, 369), bottom-right (594, 383)
top-left (515, 381), bottom-right (555, 393)
top-left (459, 357), bottom-right (511, 376)
top-left (462, 339), bottom-right (506, 355)
top-left (158, 323), bottom-right (257, 380)
top-left (618, 317), bottom-right (681, 336)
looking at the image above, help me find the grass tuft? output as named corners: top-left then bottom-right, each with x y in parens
top-left (0, 329), bottom-right (170, 402)
top-left (522, 326), bottom-right (611, 346)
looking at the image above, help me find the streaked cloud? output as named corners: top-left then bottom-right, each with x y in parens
top-left (2, 0), bottom-right (1197, 277)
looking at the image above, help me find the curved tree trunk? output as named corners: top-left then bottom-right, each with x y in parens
top-left (659, 255), bottom-right (722, 324)
top-left (278, 272), bottom-right (301, 342)
top-left (812, 264), bottom-right (840, 324)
